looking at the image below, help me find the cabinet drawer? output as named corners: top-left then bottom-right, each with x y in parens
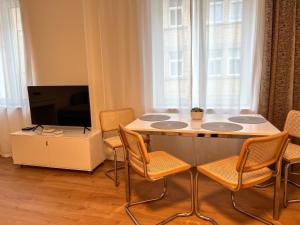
top-left (11, 135), bottom-right (49, 166)
top-left (47, 138), bottom-right (90, 170)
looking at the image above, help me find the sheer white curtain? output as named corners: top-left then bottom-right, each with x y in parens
top-left (0, 0), bottom-right (30, 156)
top-left (140, 0), bottom-right (265, 113)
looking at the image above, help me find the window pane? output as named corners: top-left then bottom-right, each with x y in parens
top-left (177, 9), bottom-right (182, 25)
top-left (170, 51), bottom-right (183, 59)
top-left (170, 62), bottom-right (183, 77)
top-left (208, 60), bottom-right (222, 75)
top-left (169, 0), bottom-right (182, 7)
top-left (209, 0), bottom-right (224, 23)
top-left (229, 48), bottom-right (240, 57)
top-left (209, 49), bottom-right (222, 58)
top-left (229, 59), bottom-right (241, 74)
top-left (230, 0), bottom-right (243, 21)
top-left (170, 10), bottom-right (176, 26)
top-left (228, 48), bottom-right (241, 75)
top-left (169, 51), bottom-right (183, 77)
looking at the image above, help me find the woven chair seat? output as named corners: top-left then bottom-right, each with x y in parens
top-left (104, 135), bottom-right (150, 150)
top-left (131, 151), bottom-right (191, 180)
top-left (104, 136), bottom-right (123, 149)
top-left (283, 143), bottom-right (300, 162)
top-left (197, 156), bottom-right (273, 191)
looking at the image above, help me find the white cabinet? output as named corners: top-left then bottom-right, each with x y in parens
top-left (11, 135), bottom-right (49, 167)
top-left (11, 129), bottom-right (105, 172)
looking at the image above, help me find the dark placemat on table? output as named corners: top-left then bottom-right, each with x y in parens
top-left (151, 121), bottom-right (188, 130)
top-left (139, 114), bottom-right (171, 122)
top-left (228, 116), bottom-right (266, 124)
top-left (201, 122), bottom-right (243, 132)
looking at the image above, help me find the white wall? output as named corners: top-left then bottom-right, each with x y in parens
top-left (22, 0), bottom-right (88, 86)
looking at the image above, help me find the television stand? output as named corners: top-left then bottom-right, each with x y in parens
top-left (10, 129), bottom-right (105, 172)
top-left (83, 127), bottom-right (91, 134)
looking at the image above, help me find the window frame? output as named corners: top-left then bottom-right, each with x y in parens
top-left (168, 0), bottom-right (183, 28)
top-left (228, 48), bottom-right (241, 76)
top-left (208, 49), bottom-right (223, 77)
top-left (229, 0), bottom-right (243, 22)
top-left (209, 0), bottom-right (224, 24)
top-left (167, 50), bottom-right (184, 79)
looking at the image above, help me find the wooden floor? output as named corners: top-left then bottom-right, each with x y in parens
top-left (0, 157), bottom-right (299, 225)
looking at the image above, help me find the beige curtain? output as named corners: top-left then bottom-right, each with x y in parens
top-left (258, 0), bottom-right (300, 129)
top-left (83, 0), bottom-right (145, 129)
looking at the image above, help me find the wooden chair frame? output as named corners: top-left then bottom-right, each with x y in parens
top-left (196, 132), bottom-right (289, 225)
top-left (99, 108), bottom-right (135, 187)
top-left (283, 110), bottom-right (300, 207)
top-left (119, 125), bottom-right (197, 225)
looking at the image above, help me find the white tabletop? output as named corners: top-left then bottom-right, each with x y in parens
top-left (126, 113), bottom-right (280, 136)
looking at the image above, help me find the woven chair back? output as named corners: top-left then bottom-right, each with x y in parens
top-left (236, 132), bottom-right (288, 173)
top-left (119, 125), bottom-right (150, 176)
top-left (284, 110), bottom-right (300, 138)
top-left (99, 108), bottom-right (134, 133)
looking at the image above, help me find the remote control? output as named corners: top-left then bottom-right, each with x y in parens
top-left (21, 126), bottom-right (34, 131)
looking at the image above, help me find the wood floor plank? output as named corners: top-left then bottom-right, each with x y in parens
top-left (0, 157), bottom-right (299, 225)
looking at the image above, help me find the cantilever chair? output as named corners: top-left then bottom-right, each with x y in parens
top-left (119, 124), bottom-right (194, 225)
top-left (283, 110), bottom-right (300, 207)
top-left (196, 132), bottom-right (288, 225)
top-left (99, 108), bottom-right (150, 187)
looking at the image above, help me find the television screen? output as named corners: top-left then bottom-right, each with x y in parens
top-left (28, 86), bottom-right (91, 127)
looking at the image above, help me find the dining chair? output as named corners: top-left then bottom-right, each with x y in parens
top-left (119, 124), bottom-right (197, 225)
top-left (283, 110), bottom-right (300, 207)
top-left (196, 131), bottom-right (288, 225)
top-left (99, 108), bottom-right (150, 187)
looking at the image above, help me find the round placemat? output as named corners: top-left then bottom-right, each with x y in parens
top-left (201, 122), bottom-right (243, 132)
top-left (228, 116), bottom-right (267, 124)
top-left (139, 114), bottom-right (171, 122)
top-left (151, 121), bottom-right (188, 130)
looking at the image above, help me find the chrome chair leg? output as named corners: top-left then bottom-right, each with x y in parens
top-left (231, 192), bottom-right (274, 225)
top-left (125, 169), bottom-right (194, 225)
top-left (195, 172), bottom-right (219, 225)
top-left (288, 179), bottom-right (300, 187)
top-left (156, 169), bottom-right (194, 225)
top-left (255, 179), bottom-right (275, 188)
top-left (284, 161), bottom-right (300, 207)
top-left (125, 171), bottom-right (167, 225)
top-left (105, 149), bottom-right (124, 187)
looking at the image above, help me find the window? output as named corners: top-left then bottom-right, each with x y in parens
top-left (209, 0), bottom-right (224, 24)
top-left (168, 51), bottom-right (183, 78)
top-left (169, 0), bottom-right (183, 27)
top-left (229, 0), bottom-right (243, 22)
top-left (0, 2), bottom-right (26, 106)
top-left (208, 49), bottom-right (223, 76)
top-left (228, 48), bottom-right (241, 75)
top-left (150, 0), bottom-right (263, 111)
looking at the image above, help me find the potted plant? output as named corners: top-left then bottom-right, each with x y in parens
top-left (191, 107), bottom-right (204, 120)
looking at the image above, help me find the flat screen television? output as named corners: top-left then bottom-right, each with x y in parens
top-left (27, 86), bottom-right (91, 127)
